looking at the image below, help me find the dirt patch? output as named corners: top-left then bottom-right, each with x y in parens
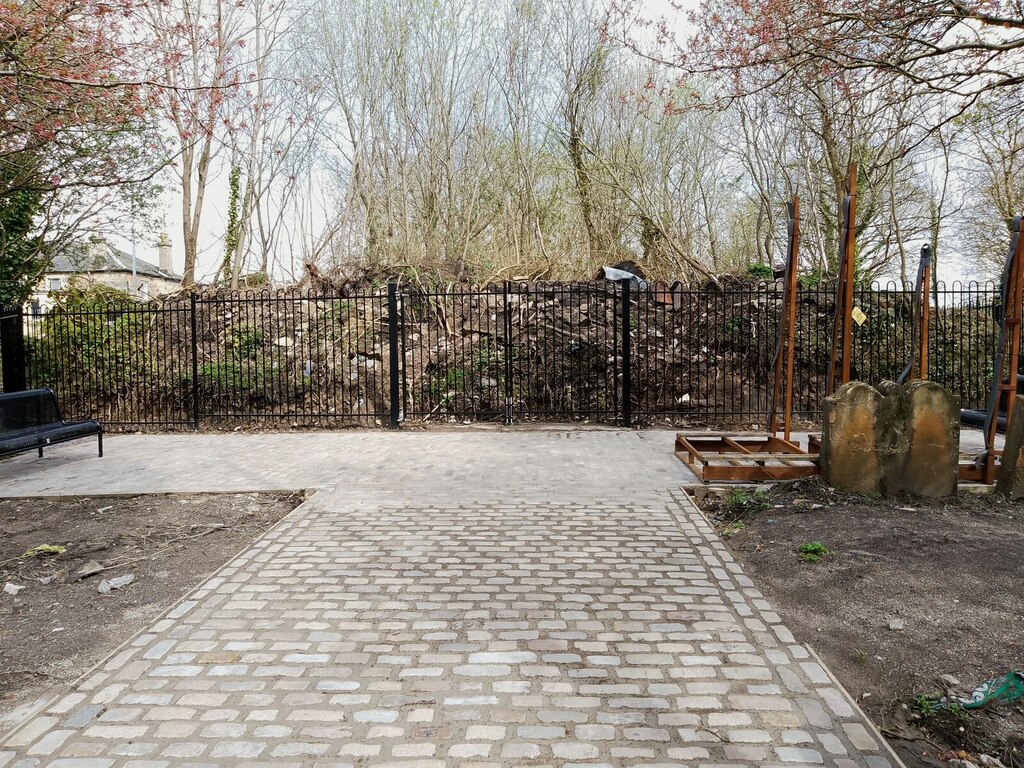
top-left (0, 492), bottom-right (302, 731)
top-left (699, 481), bottom-right (1023, 768)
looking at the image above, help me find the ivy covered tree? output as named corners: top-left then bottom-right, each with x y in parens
top-left (0, 177), bottom-right (46, 306)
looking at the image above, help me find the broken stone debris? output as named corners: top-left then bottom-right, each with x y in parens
top-left (75, 560), bottom-right (105, 580)
top-left (97, 573), bottom-right (135, 594)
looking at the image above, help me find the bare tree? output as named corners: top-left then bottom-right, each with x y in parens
top-left (147, 0), bottom-right (253, 286)
top-left (957, 97), bottom-right (1024, 276)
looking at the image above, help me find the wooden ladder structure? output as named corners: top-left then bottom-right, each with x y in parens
top-left (675, 195), bottom-right (819, 482)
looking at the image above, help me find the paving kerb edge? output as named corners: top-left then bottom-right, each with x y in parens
top-left (805, 644), bottom-right (908, 768)
top-left (0, 489), bottom-right (305, 501)
top-left (0, 486), bottom-right (319, 744)
top-left (676, 485), bottom-right (909, 768)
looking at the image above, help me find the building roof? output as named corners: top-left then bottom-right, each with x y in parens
top-left (50, 240), bottom-right (181, 282)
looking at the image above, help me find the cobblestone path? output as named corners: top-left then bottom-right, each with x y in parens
top-left (0, 433), bottom-right (899, 767)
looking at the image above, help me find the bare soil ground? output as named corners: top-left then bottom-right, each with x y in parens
top-left (0, 492), bottom-right (301, 732)
top-left (699, 480), bottom-right (1023, 768)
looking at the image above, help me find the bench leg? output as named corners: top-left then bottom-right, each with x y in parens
top-left (98, 432), bottom-right (103, 458)
top-left (38, 446), bottom-right (43, 458)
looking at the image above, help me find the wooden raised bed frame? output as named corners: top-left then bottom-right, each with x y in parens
top-left (674, 433), bottom-right (819, 482)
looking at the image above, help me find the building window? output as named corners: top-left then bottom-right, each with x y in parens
top-left (48, 278), bottom-right (62, 292)
top-left (31, 301), bottom-right (41, 317)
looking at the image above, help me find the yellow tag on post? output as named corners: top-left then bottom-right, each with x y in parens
top-left (851, 307), bottom-right (867, 326)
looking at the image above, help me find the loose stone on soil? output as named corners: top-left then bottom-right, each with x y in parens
top-left (97, 574), bottom-right (135, 594)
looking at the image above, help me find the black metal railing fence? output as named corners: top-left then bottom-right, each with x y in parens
top-left (0, 279), bottom-right (1002, 430)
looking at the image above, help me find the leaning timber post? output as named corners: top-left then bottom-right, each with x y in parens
top-left (783, 197), bottom-right (799, 442)
top-left (769, 194), bottom-right (800, 441)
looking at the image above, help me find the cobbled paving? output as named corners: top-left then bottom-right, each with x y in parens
top-left (0, 484), bottom-right (897, 767)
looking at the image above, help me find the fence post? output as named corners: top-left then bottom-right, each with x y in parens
top-left (387, 283), bottom-right (401, 429)
top-left (503, 281), bottom-right (514, 425)
top-left (0, 307), bottom-right (27, 392)
top-left (621, 281), bottom-right (632, 428)
top-left (190, 293), bottom-right (200, 430)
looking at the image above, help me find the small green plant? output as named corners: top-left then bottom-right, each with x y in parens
top-left (797, 269), bottom-right (827, 289)
top-left (227, 325), bottom-right (264, 358)
top-left (797, 541), bottom-right (832, 563)
top-left (199, 361), bottom-right (264, 393)
top-left (746, 263), bottom-right (773, 280)
top-left (328, 300), bottom-right (353, 318)
top-left (724, 489), bottom-right (770, 516)
top-left (240, 271), bottom-right (270, 288)
top-left (721, 521), bottom-right (746, 539)
top-left (911, 694), bottom-right (938, 717)
top-left (855, 649), bottom-right (868, 663)
top-left (428, 367), bottom-right (468, 406)
top-left (722, 317), bottom-right (743, 335)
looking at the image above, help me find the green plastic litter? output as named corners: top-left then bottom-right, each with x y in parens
top-left (940, 671), bottom-right (1024, 710)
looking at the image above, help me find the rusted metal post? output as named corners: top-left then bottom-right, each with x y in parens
top-left (898, 244), bottom-right (932, 384)
top-left (827, 164), bottom-right (857, 397)
top-left (769, 195), bottom-right (800, 442)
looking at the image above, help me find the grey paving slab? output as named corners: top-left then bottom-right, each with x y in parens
top-left (0, 429), bottom-right (695, 497)
top-left (0, 427), bottom-right (994, 498)
top-left (0, 430), bottom-right (903, 767)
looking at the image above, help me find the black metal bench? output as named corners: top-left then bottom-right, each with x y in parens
top-left (0, 388), bottom-right (103, 459)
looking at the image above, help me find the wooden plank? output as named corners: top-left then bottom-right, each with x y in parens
top-left (958, 463), bottom-right (984, 483)
top-left (695, 452), bottom-right (819, 461)
top-left (723, 437), bottom-right (753, 454)
top-left (699, 463), bottom-right (819, 482)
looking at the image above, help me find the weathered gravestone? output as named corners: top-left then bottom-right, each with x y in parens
top-left (821, 380), bottom-right (959, 497)
top-left (821, 382), bottom-right (882, 495)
